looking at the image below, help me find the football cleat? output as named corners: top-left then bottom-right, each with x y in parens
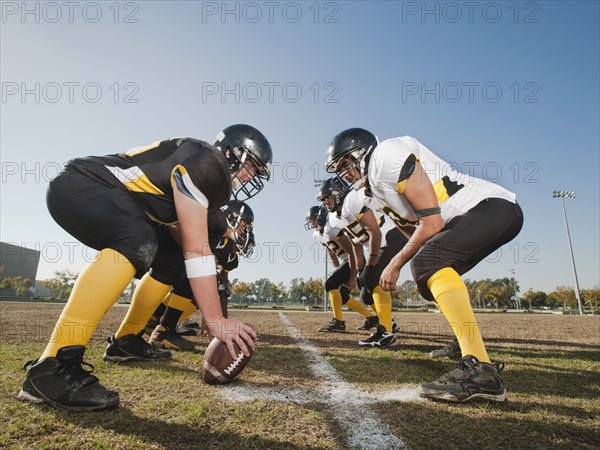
top-left (356, 315), bottom-right (379, 330)
top-left (318, 318), bottom-right (346, 332)
top-left (181, 317), bottom-right (200, 329)
top-left (417, 355), bottom-right (507, 403)
top-left (103, 333), bottom-right (172, 362)
top-left (391, 319), bottom-right (399, 333)
top-left (150, 325), bottom-right (195, 350)
top-left (176, 321), bottom-right (198, 336)
top-left (358, 325), bottom-right (398, 348)
top-left (429, 338), bottom-right (462, 360)
top-left (17, 345), bottom-right (119, 411)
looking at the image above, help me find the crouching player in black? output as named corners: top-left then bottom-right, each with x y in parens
top-left (146, 201), bottom-right (255, 350)
top-left (19, 125), bottom-right (271, 411)
top-left (306, 204), bottom-right (377, 332)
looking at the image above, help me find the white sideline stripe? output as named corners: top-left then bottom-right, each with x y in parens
top-left (278, 312), bottom-right (408, 450)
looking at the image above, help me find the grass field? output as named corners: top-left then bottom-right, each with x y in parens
top-left (1, 301), bottom-right (599, 449)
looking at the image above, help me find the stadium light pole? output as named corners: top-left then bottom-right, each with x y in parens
top-left (552, 191), bottom-right (584, 315)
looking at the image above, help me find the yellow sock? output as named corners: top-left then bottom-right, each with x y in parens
top-left (345, 298), bottom-right (377, 318)
top-left (427, 268), bottom-right (490, 363)
top-left (373, 286), bottom-right (392, 331)
top-left (41, 249), bottom-right (135, 359)
top-left (369, 304), bottom-right (378, 315)
top-left (168, 293), bottom-right (193, 312)
top-left (115, 273), bottom-right (172, 338)
top-left (179, 297), bottom-right (199, 321)
top-left (329, 290), bottom-right (343, 320)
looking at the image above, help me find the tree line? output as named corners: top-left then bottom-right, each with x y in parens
top-left (2, 268), bottom-right (598, 311)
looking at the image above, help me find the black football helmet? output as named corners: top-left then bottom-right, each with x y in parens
top-left (324, 128), bottom-right (378, 182)
top-left (240, 230), bottom-right (255, 258)
top-left (317, 177), bottom-right (351, 212)
top-left (214, 124), bottom-right (273, 201)
top-left (222, 200), bottom-right (254, 255)
top-left (305, 205), bottom-right (327, 231)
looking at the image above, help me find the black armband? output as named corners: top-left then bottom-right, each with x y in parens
top-left (414, 207), bottom-right (441, 219)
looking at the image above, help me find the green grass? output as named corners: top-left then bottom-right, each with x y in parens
top-left (1, 303), bottom-right (599, 449)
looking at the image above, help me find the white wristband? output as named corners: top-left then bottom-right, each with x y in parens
top-left (185, 256), bottom-right (217, 279)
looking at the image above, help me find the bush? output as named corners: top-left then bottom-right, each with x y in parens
top-left (310, 305), bottom-right (323, 310)
top-left (271, 305), bottom-right (285, 309)
top-left (234, 304), bottom-right (249, 309)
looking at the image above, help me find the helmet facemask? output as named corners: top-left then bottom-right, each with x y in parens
top-left (226, 146), bottom-right (271, 201)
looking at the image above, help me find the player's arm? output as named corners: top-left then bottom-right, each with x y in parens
top-left (337, 233), bottom-right (357, 290)
top-left (326, 246), bottom-right (340, 268)
top-left (379, 160), bottom-right (445, 290)
top-left (358, 209), bottom-right (382, 267)
top-left (173, 182), bottom-right (256, 357)
top-left (357, 209), bottom-right (383, 289)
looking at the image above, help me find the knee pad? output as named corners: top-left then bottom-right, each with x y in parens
top-left (340, 285), bottom-right (350, 304)
top-left (360, 287), bottom-right (374, 305)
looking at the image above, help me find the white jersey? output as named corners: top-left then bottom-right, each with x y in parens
top-left (368, 136), bottom-right (516, 227)
top-left (312, 221), bottom-right (348, 262)
top-left (330, 188), bottom-right (396, 250)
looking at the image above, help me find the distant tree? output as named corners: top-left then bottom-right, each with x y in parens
top-left (288, 277), bottom-right (306, 303)
top-left (581, 287), bottom-right (600, 311)
top-left (253, 278), bottom-right (271, 303)
top-left (269, 282), bottom-right (287, 303)
top-left (548, 285), bottom-right (577, 309)
top-left (232, 281), bottom-right (252, 301)
top-left (38, 269), bottom-right (78, 299)
top-left (0, 267), bottom-right (32, 296)
top-left (521, 289), bottom-right (548, 309)
top-left (303, 278), bottom-right (324, 306)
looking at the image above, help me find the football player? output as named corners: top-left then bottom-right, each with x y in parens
top-left (305, 204), bottom-right (377, 332)
top-left (325, 128), bottom-right (523, 402)
top-left (320, 178), bottom-right (408, 348)
top-left (18, 125), bottom-right (271, 411)
top-left (146, 201), bottom-right (255, 350)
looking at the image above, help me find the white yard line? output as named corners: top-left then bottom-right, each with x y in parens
top-left (223, 312), bottom-right (421, 449)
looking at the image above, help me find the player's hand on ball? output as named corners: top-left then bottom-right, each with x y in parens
top-left (379, 264), bottom-right (400, 291)
top-left (208, 318), bottom-right (257, 360)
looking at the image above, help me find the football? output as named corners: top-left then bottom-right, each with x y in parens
top-left (202, 337), bottom-right (253, 384)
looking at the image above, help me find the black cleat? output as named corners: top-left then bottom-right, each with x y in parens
top-left (150, 325), bottom-right (195, 350)
top-left (318, 318), bottom-right (346, 332)
top-left (103, 333), bottom-right (172, 362)
top-left (17, 345), bottom-right (119, 411)
top-left (356, 316), bottom-right (379, 330)
top-left (417, 355), bottom-right (507, 403)
top-left (358, 325), bottom-right (398, 347)
top-left (429, 337), bottom-right (462, 360)
top-left (175, 322), bottom-right (198, 336)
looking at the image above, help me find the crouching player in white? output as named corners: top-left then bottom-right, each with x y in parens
top-left (321, 178), bottom-right (408, 347)
top-left (325, 128), bottom-right (523, 402)
top-left (305, 204), bottom-right (377, 332)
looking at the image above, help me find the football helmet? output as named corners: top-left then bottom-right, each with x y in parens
top-left (214, 124), bottom-right (273, 201)
top-left (324, 128), bottom-right (378, 183)
top-left (305, 205), bottom-right (327, 231)
top-left (222, 200), bottom-right (254, 255)
top-left (317, 177), bottom-right (351, 212)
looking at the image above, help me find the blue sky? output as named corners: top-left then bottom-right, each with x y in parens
top-left (1, 1), bottom-right (598, 294)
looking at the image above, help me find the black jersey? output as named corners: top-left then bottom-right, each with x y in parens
top-left (68, 138), bottom-right (231, 225)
